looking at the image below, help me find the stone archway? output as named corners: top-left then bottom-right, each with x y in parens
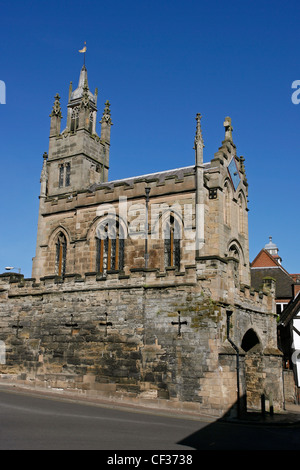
top-left (241, 329), bottom-right (264, 410)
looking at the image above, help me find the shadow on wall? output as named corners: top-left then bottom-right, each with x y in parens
top-left (177, 398), bottom-right (299, 451)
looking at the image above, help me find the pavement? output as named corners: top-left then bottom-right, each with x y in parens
top-left (222, 402), bottom-right (300, 426)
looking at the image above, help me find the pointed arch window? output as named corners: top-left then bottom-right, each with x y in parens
top-left (224, 182), bottom-right (231, 226)
top-left (241, 329), bottom-right (260, 352)
top-left (238, 193), bottom-right (245, 235)
top-left (96, 220), bottom-right (124, 275)
top-left (59, 164), bottom-right (64, 188)
top-left (70, 107), bottom-right (79, 133)
top-left (164, 214), bottom-right (181, 270)
top-left (55, 232), bottom-right (67, 277)
top-left (89, 111), bottom-right (94, 134)
top-left (65, 163), bottom-right (71, 187)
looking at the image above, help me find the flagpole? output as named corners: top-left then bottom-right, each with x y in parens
top-left (79, 42), bottom-right (87, 67)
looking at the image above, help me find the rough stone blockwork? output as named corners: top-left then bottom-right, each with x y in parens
top-left (0, 266), bottom-right (283, 417)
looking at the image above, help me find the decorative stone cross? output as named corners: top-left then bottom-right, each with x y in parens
top-left (99, 313), bottom-right (112, 336)
top-left (65, 314), bottom-right (78, 332)
top-left (12, 317), bottom-right (23, 337)
top-left (171, 311), bottom-right (187, 337)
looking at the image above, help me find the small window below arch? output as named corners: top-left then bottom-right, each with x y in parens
top-left (229, 244), bottom-right (240, 259)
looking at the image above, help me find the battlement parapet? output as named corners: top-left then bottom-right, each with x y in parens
top-left (42, 166), bottom-right (198, 215)
top-left (0, 264), bottom-right (274, 315)
top-left (0, 265), bottom-right (198, 298)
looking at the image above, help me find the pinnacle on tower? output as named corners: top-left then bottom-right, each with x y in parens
top-left (50, 94), bottom-right (62, 118)
top-left (194, 113), bottom-right (204, 146)
top-left (223, 116), bottom-right (233, 142)
top-left (49, 94), bottom-right (62, 137)
top-left (100, 100), bottom-right (113, 143)
top-left (194, 113), bottom-right (204, 166)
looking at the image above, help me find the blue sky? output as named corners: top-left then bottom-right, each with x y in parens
top-left (0, 0), bottom-right (299, 277)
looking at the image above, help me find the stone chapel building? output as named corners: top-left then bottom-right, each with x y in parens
top-left (0, 65), bottom-right (284, 418)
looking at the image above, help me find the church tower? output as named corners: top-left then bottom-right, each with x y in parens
top-left (32, 65), bottom-right (112, 279)
top-left (46, 64), bottom-right (112, 197)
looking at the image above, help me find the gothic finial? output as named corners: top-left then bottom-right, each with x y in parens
top-left (40, 152), bottom-right (48, 187)
top-left (101, 100), bottom-right (113, 125)
top-left (81, 80), bottom-right (90, 108)
top-left (224, 116), bottom-right (233, 142)
top-left (239, 155), bottom-right (246, 174)
top-left (239, 155), bottom-right (248, 185)
top-left (50, 94), bottom-right (62, 118)
top-left (194, 113), bottom-right (204, 148)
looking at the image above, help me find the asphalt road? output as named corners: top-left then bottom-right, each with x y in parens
top-left (0, 388), bottom-right (299, 451)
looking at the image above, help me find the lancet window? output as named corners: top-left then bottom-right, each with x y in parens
top-left (238, 193), bottom-right (246, 235)
top-left (65, 163), bottom-right (71, 187)
top-left (89, 111), bottom-right (94, 134)
top-left (55, 232), bottom-right (67, 277)
top-left (96, 220), bottom-right (124, 275)
top-left (164, 214), bottom-right (181, 270)
top-left (59, 164), bottom-right (64, 188)
top-left (224, 181), bottom-right (231, 226)
top-left (70, 107), bottom-right (79, 133)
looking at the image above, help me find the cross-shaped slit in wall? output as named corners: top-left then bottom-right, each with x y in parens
top-left (99, 312), bottom-right (112, 336)
top-left (171, 311), bottom-right (187, 337)
top-left (65, 314), bottom-right (79, 335)
top-left (12, 316), bottom-right (24, 337)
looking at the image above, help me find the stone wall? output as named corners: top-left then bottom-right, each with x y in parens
top-left (0, 266), bottom-right (284, 417)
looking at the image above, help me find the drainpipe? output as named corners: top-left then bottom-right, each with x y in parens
top-left (226, 310), bottom-right (241, 418)
top-left (145, 187), bottom-right (151, 268)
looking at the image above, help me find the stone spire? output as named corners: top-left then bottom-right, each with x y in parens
top-left (69, 65), bottom-right (96, 105)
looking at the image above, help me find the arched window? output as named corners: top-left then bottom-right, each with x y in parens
top-left (238, 193), bottom-right (245, 235)
top-left (164, 214), bottom-right (181, 270)
top-left (241, 329), bottom-right (260, 352)
top-left (55, 232), bottom-right (67, 277)
top-left (59, 164), bottom-right (64, 188)
top-left (228, 243), bottom-right (240, 287)
top-left (70, 107), bottom-right (79, 133)
top-left (96, 220), bottom-right (124, 275)
top-left (89, 111), bottom-right (93, 134)
top-left (65, 163), bottom-right (71, 187)
top-left (224, 181), bottom-right (231, 226)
